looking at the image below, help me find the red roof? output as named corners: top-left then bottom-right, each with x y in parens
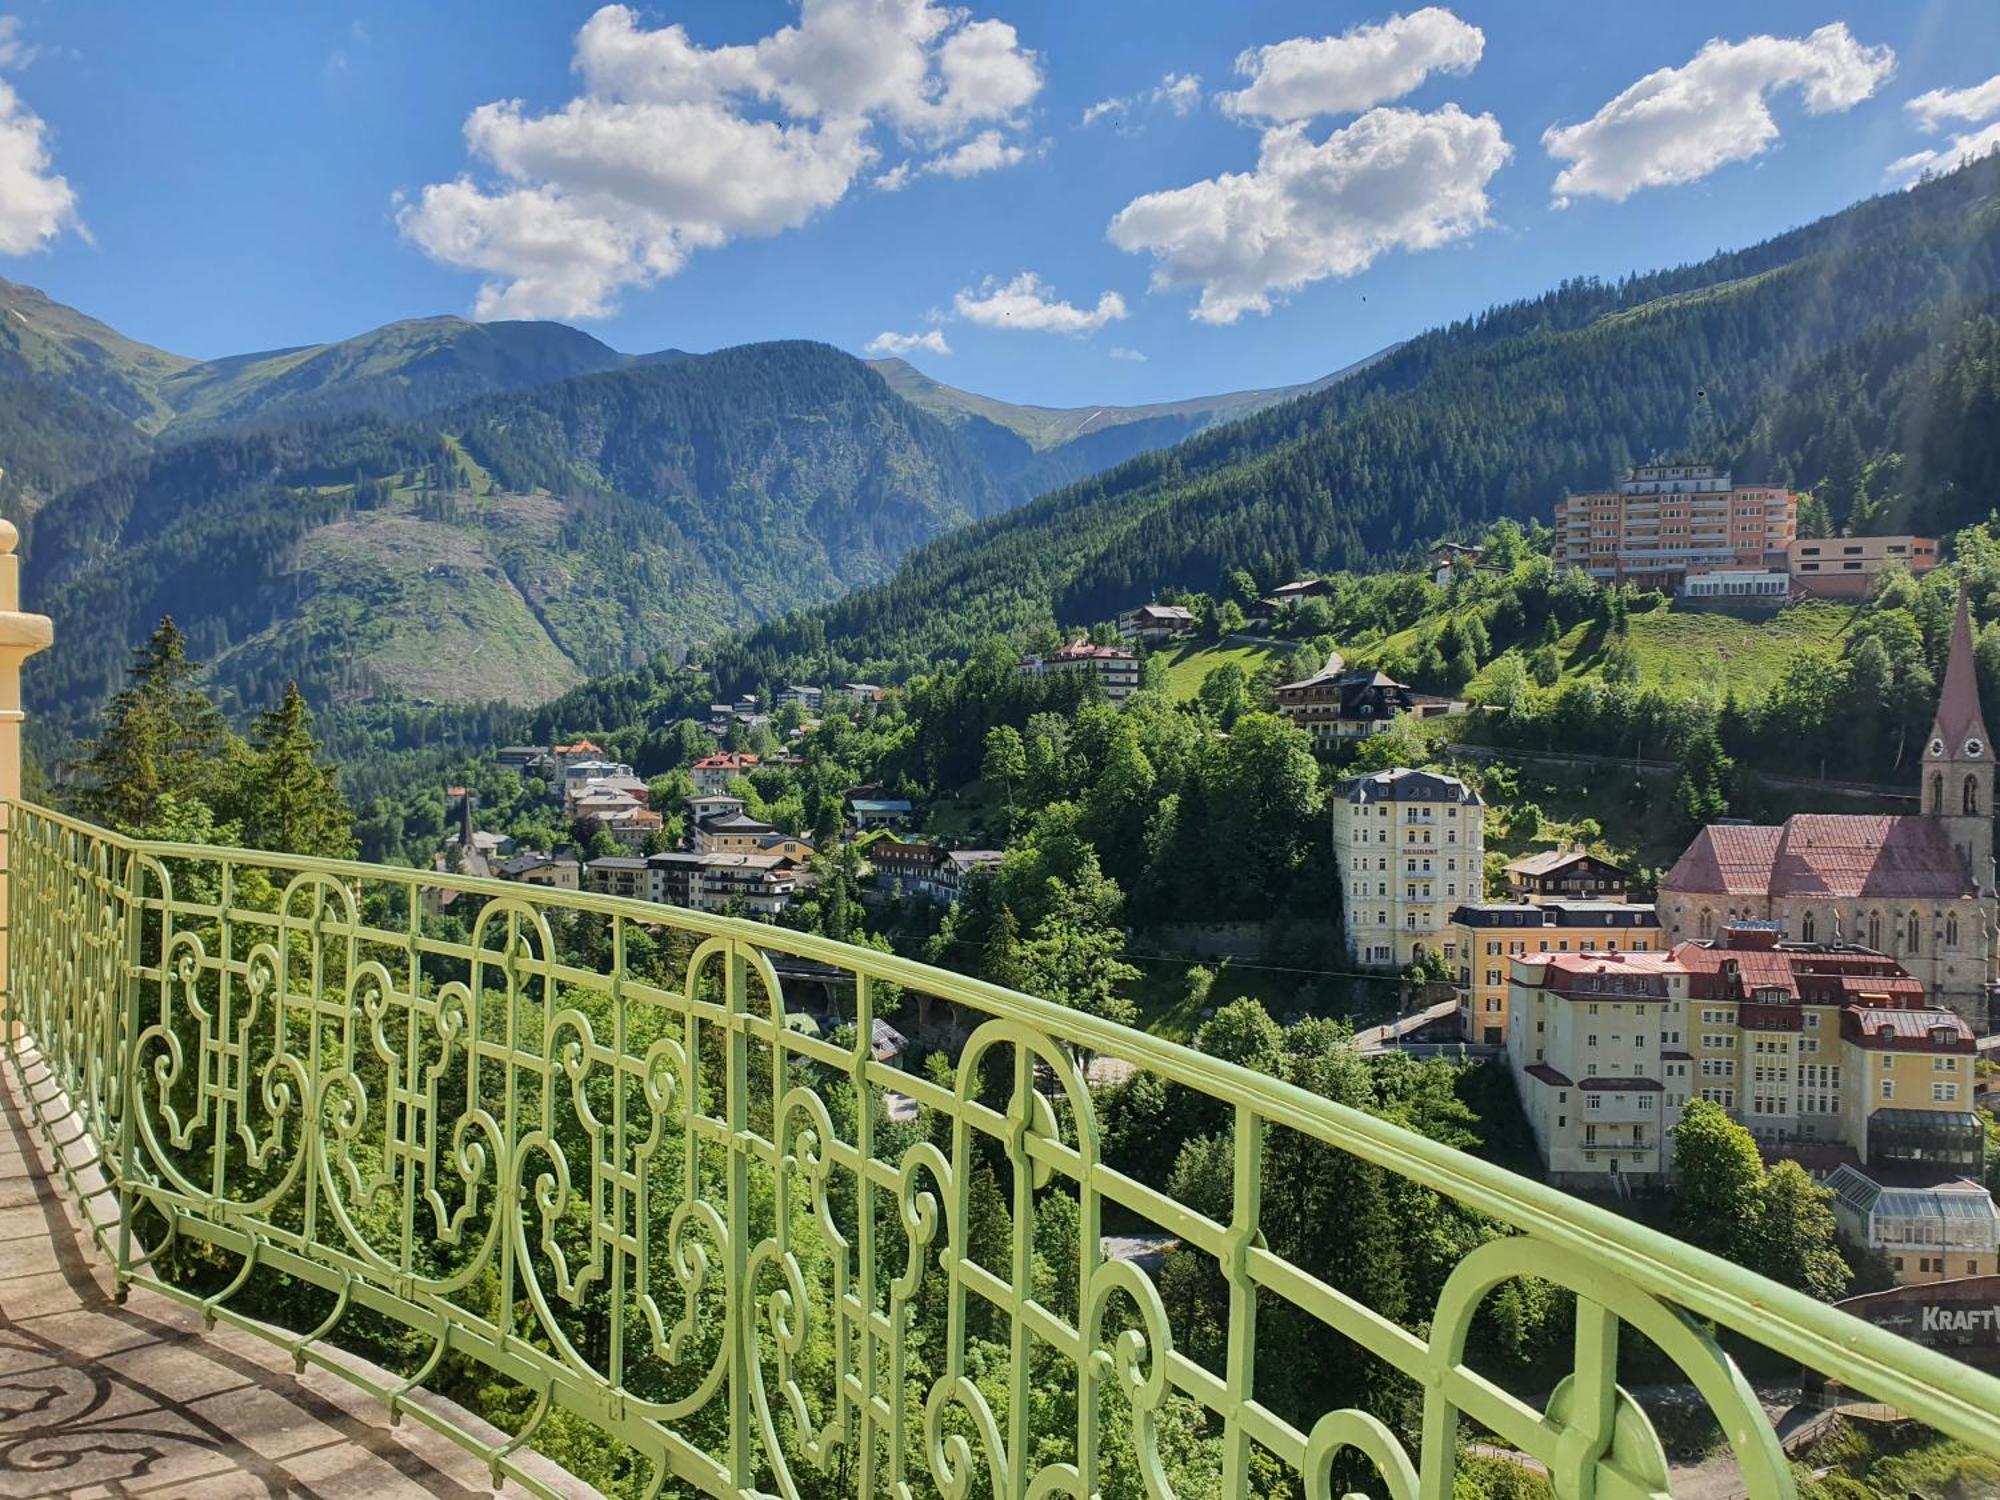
top-left (1046, 640), bottom-right (1135, 663)
top-left (1662, 815), bottom-right (1974, 900)
top-left (693, 752), bottom-right (759, 771)
top-left (1841, 1006), bottom-right (1975, 1050)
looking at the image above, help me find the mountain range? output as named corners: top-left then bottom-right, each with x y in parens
top-left (0, 277), bottom-right (1362, 748)
top-left (13, 155), bottom-right (2000, 766)
top-left (549, 155), bottom-right (2000, 724)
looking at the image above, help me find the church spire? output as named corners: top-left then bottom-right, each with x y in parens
top-left (1930, 588), bottom-right (1990, 755)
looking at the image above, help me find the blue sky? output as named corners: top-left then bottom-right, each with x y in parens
top-left (2, 2), bottom-right (1998, 406)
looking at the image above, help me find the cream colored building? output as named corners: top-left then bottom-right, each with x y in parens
top-left (1508, 925), bottom-right (1985, 1194)
top-left (1826, 1164), bottom-right (2000, 1284)
top-left (1452, 900), bottom-right (1659, 1045)
top-left (1787, 535), bottom-right (1938, 599)
top-left (1506, 950), bottom-right (1689, 1187)
top-left (1334, 768), bottom-right (1484, 968)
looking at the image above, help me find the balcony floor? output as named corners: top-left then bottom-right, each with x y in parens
top-left (0, 1063), bottom-right (591, 1500)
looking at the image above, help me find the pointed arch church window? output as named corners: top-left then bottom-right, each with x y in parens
top-left (1965, 775), bottom-right (1980, 815)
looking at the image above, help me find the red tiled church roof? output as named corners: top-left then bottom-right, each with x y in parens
top-left (1662, 815), bottom-right (1974, 900)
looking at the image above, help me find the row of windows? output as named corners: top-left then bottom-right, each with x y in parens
top-left (1897, 1256), bottom-right (1983, 1276)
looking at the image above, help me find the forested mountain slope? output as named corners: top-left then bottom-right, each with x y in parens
top-left (688, 157), bottom-right (2000, 690)
top-left (21, 342), bottom-right (1009, 746)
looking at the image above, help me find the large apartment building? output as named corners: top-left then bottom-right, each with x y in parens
top-left (1508, 925), bottom-right (1982, 1191)
top-left (1508, 950), bottom-right (1688, 1186)
top-left (1554, 465), bottom-right (1798, 590)
top-left (1334, 768), bottom-right (1485, 967)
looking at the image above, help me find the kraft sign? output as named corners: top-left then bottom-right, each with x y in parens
top-left (1922, 1304), bottom-right (2000, 1336)
top-left (1836, 1277), bottom-right (2000, 1357)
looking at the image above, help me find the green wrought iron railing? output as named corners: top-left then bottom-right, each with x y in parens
top-left (4, 797), bottom-right (1998, 1500)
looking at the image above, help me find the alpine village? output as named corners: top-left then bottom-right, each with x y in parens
top-left (5, 13), bottom-right (2000, 1499)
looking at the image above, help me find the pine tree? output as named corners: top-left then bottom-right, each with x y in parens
top-left (241, 682), bottom-right (355, 858)
top-left (72, 617), bottom-right (236, 834)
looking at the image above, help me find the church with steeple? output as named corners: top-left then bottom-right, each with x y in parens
top-left (1659, 591), bottom-right (1997, 1023)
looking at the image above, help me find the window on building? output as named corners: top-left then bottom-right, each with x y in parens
top-left (1906, 912), bottom-right (1922, 953)
top-left (1966, 776), bottom-right (1981, 816)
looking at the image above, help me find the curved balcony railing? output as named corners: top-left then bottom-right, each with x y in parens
top-left (4, 797), bottom-right (1999, 1500)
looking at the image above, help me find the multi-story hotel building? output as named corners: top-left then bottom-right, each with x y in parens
top-left (1508, 925), bottom-right (1983, 1193)
top-left (1016, 640), bottom-right (1142, 704)
top-left (1334, 768), bottom-right (1484, 967)
top-left (1452, 899), bottom-right (1660, 1045)
top-left (1554, 464), bottom-right (1798, 590)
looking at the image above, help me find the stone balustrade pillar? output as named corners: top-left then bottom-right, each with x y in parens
top-left (0, 510), bottom-right (53, 1022)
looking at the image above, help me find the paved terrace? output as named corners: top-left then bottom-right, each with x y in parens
top-left (0, 1058), bottom-right (585, 1500)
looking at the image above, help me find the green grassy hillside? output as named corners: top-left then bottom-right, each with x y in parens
top-left (1434, 600), bottom-right (1851, 700)
top-left (1157, 638), bottom-right (1298, 699)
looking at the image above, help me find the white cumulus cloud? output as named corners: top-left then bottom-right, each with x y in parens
top-left (0, 22), bottom-right (78, 257)
top-left (1108, 104), bottom-right (1509, 324)
top-left (1080, 72), bottom-right (1202, 130)
top-left (866, 328), bottom-right (952, 357)
top-left (1109, 346), bottom-right (1147, 362)
top-left (1542, 23), bottom-right (1894, 205)
top-left (954, 271), bottom-right (1128, 333)
top-left (1220, 7), bottom-right (1483, 122)
top-left (1906, 72), bottom-right (2000, 132)
top-left (1889, 120), bottom-right (2000, 184)
top-left (921, 128), bottom-right (1026, 178)
top-left (1892, 72), bottom-right (2000, 185)
top-left (401, 0), bottom-right (1042, 318)
top-left (1155, 73), bottom-right (1202, 117)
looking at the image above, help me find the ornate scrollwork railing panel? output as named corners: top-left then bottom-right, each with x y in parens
top-left (3, 799), bottom-right (1997, 1500)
